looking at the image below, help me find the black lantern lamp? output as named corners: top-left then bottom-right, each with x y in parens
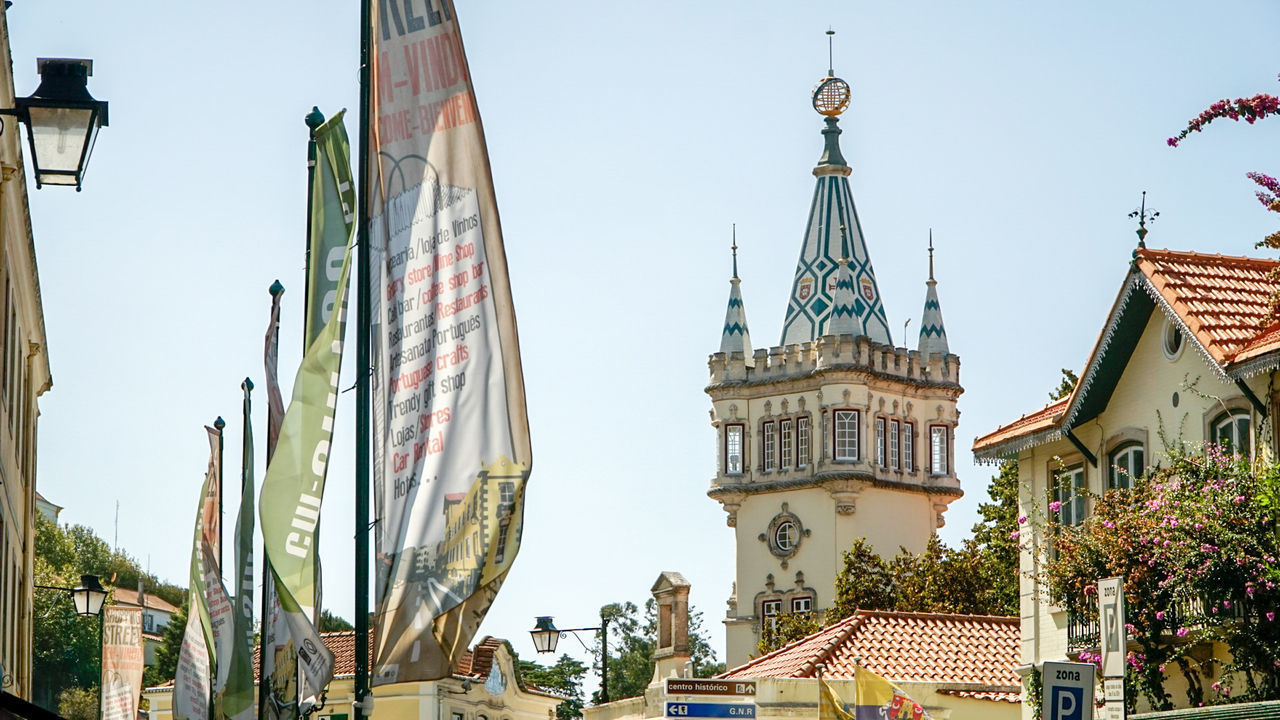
top-left (530, 616), bottom-right (560, 653)
top-left (0, 58), bottom-right (108, 190)
top-left (70, 574), bottom-right (108, 617)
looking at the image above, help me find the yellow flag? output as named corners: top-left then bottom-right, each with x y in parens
top-left (819, 677), bottom-right (854, 720)
top-left (855, 667), bottom-right (932, 720)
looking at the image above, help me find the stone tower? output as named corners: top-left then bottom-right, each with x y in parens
top-left (706, 66), bottom-right (964, 667)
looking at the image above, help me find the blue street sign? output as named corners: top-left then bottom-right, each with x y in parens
top-left (665, 703), bottom-right (756, 719)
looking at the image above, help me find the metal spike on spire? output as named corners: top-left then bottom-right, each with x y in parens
top-left (1129, 190), bottom-right (1159, 249)
top-left (827, 28), bottom-right (835, 77)
top-left (928, 228), bottom-right (935, 281)
top-left (731, 223), bottom-right (739, 279)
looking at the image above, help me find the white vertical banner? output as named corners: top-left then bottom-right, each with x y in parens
top-left (368, 0), bottom-right (533, 684)
top-left (101, 606), bottom-right (144, 720)
top-left (1097, 576), bottom-right (1126, 678)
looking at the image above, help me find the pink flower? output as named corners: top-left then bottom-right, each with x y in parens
top-left (1009, 530), bottom-right (1021, 540)
top-left (1156, 610), bottom-right (1166, 620)
top-left (1018, 515), bottom-right (1027, 525)
top-left (1049, 501), bottom-right (1063, 512)
top-left (1177, 627), bottom-right (1189, 637)
top-left (1267, 612), bottom-right (1276, 622)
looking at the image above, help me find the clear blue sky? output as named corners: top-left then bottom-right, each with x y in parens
top-left (16, 0), bottom-right (1280, 681)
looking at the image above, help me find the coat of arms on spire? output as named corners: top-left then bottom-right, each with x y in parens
top-left (779, 39), bottom-right (892, 347)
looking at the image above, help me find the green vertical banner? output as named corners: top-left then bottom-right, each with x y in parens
top-left (223, 383), bottom-right (256, 720)
top-left (260, 114), bottom-right (355, 700)
top-left (307, 110), bottom-right (357, 344)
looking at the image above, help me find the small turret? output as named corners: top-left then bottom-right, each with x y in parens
top-left (719, 226), bottom-right (754, 367)
top-left (917, 231), bottom-right (950, 360)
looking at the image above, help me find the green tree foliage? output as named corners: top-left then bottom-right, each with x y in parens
top-left (760, 460), bottom-right (1021, 655)
top-left (1051, 368), bottom-right (1078, 401)
top-left (594, 600), bottom-right (725, 702)
top-left (1041, 448), bottom-right (1280, 709)
top-left (34, 514), bottom-right (188, 707)
top-left (517, 654), bottom-right (587, 720)
top-left (57, 686), bottom-right (99, 720)
top-left (145, 603), bottom-right (187, 688)
top-left (319, 609), bottom-right (354, 632)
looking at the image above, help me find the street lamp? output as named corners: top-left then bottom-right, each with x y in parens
top-left (529, 614), bottom-right (612, 704)
top-left (36, 573), bottom-right (110, 711)
top-left (70, 574), bottom-right (109, 617)
top-left (0, 58), bottom-right (109, 190)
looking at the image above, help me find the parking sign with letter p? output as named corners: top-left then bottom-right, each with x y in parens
top-left (1042, 661), bottom-right (1095, 720)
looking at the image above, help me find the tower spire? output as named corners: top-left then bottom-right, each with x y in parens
top-left (918, 232), bottom-right (949, 360)
top-left (780, 36), bottom-right (892, 347)
top-left (720, 225), bottom-right (754, 366)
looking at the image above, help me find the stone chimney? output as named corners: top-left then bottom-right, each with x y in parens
top-left (650, 571), bottom-right (691, 683)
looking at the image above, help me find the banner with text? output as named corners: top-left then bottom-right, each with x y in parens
top-left (368, 0), bottom-right (533, 684)
top-left (175, 428), bottom-right (222, 720)
top-left (259, 116), bottom-right (356, 699)
top-left (101, 606), bottom-right (144, 720)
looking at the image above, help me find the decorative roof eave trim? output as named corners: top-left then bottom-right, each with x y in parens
top-left (1137, 273), bottom-right (1228, 382)
top-left (1227, 349), bottom-right (1280, 380)
top-left (1060, 272), bottom-right (1143, 429)
top-left (972, 427), bottom-right (1063, 465)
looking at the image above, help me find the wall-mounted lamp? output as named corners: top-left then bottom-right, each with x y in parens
top-left (0, 58), bottom-right (109, 190)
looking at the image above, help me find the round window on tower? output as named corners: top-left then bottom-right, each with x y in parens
top-left (1162, 316), bottom-right (1184, 361)
top-left (774, 521), bottom-right (797, 552)
top-left (760, 505), bottom-right (810, 561)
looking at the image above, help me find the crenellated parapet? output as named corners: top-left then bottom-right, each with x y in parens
top-left (707, 333), bottom-right (960, 390)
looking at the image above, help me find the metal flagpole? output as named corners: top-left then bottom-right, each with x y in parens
top-left (259, 281), bottom-right (285, 720)
top-left (354, 0), bottom-right (373, 715)
top-left (301, 105), bottom-right (324, 718)
top-left (215, 416), bottom-right (226, 569)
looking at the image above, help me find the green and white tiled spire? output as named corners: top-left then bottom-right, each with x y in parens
top-left (780, 69), bottom-right (892, 347)
top-left (917, 231), bottom-right (950, 360)
top-left (720, 227), bottom-right (754, 367)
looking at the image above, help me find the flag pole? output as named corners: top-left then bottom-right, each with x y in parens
top-left (214, 416), bottom-right (226, 577)
top-left (305, 107), bottom-right (323, 320)
top-left (354, 0), bottom-right (373, 714)
top-left (258, 280), bottom-right (285, 720)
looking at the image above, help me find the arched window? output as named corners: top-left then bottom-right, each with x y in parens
top-left (1212, 409), bottom-right (1251, 456)
top-left (1108, 442), bottom-right (1144, 490)
top-left (1053, 464), bottom-right (1086, 526)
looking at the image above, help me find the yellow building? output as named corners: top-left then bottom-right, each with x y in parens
top-left (707, 63), bottom-right (962, 667)
top-left (974, 246), bottom-right (1280, 716)
top-left (0, 2), bottom-right (54, 702)
top-left (143, 634), bottom-right (561, 720)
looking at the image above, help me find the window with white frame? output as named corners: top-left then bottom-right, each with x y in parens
top-left (792, 596), bottom-right (812, 613)
top-left (780, 419), bottom-right (794, 469)
top-left (1212, 409), bottom-right (1251, 457)
top-left (834, 410), bottom-right (858, 460)
top-left (1108, 442), bottom-right (1144, 490)
top-left (876, 417), bottom-right (886, 468)
top-left (797, 417), bottom-right (810, 468)
top-left (762, 421), bottom-right (776, 471)
top-left (930, 425), bottom-right (948, 474)
top-left (725, 424), bottom-right (744, 475)
top-left (890, 420), bottom-right (901, 470)
top-left (761, 599), bottom-right (782, 631)
top-left (1054, 464), bottom-right (1086, 526)
top-left (904, 422), bottom-right (915, 473)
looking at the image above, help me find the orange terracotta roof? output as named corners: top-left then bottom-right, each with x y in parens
top-left (113, 588), bottom-right (180, 614)
top-left (718, 610), bottom-right (1020, 687)
top-left (1136, 248), bottom-right (1279, 364)
top-left (250, 631), bottom-right (504, 680)
top-left (971, 397), bottom-right (1068, 454)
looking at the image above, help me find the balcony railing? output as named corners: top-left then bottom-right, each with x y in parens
top-left (1067, 593), bottom-right (1254, 652)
